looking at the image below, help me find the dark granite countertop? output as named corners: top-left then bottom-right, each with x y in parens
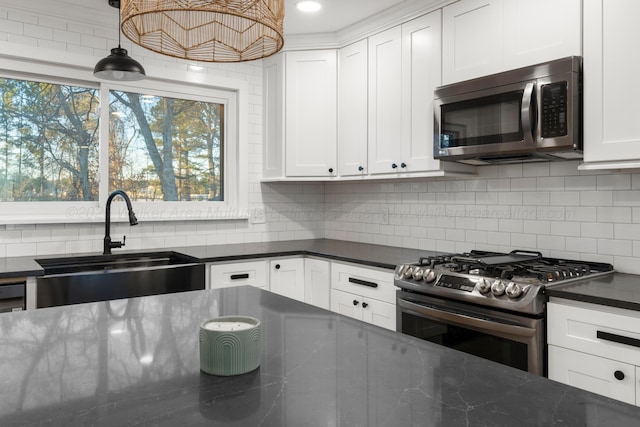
top-left (0, 286), bottom-right (638, 426)
top-left (547, 272), bottom-right (640, 311)
top-left (0, 239), bottom-right (433, 279)
top-left (176, 239), bottom-right (433, 269)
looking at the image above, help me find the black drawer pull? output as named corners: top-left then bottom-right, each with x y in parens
top-left (597, 331), bottom-right (640, 348)
top-left (348, 277), bottom-right (378, 288)
top-left (230, 273), bottom-right (250, 280)
top-left (614, 370), bottom-right (625, 381)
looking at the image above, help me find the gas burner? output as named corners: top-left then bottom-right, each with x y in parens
top-left (395, 250), bottom-right (614, 316)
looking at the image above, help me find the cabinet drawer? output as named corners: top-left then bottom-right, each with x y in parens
top-left (548, 300), bottom-right (640, 365)
top-left (548, 345), bottom-right (636, 405)
top-left (210, 261), bottom-right (268, 289)
top-left (331, 262), bottom-right (395, 304)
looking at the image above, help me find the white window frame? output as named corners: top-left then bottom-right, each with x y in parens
top-left (0, 45), bottom-right (248, 224)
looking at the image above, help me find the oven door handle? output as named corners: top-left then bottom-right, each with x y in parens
top-left (398, 298), bottom-right (537, 338)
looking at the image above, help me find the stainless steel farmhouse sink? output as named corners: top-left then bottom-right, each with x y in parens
top-left (35, 251), bottom-right (205, 308)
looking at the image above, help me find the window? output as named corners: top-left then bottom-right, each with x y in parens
top-left (0, 54), bottom-right (247, 224)
top-left (109, 90), bottom-right (224, 202)
top-left (0, 77), bottom-right (99, 202)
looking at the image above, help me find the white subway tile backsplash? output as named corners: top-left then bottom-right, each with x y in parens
top-left (536, 235), bottom-right (565, 251)
top-left (598, 239), bottom-right (632, 256)
top-left (597, 174), bottom-right (631, 190)
top-left (580, 191), bottom-right (613, 206)
top-left (565, 175), bottom-right (596, 191)
top-left (536, 176), bottom-right (565, 191)
top-left (566, 236), bottom-right (597, 253)
top-left (581, 222), bottom-right (614, 239)
top-left (613, 190), bottom-right (640, 206)
top-left (598, 207), bottom-right (632, 223)
top-left (523, 192), bottom-right (550, 206)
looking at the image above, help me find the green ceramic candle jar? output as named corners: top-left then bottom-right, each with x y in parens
top-left (199, 316), bottom-right (261, 376)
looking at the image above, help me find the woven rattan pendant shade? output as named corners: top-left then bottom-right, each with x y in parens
top-left (120, 0), bottom-right (285, 62)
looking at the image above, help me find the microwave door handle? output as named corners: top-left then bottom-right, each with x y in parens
top-left (521, 82), bottom-right (535, 145)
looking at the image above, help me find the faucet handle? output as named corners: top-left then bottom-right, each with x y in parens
top-left (122, 235), bottom-right (126, 247)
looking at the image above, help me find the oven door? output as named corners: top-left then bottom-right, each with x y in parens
top-left (397, 291), bottom-right (545, 376)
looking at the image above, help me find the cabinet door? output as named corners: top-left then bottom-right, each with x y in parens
top-left (263, 53), bottom-right (285, 178)
top-left (304, 258), bottom-right (330, 310)
top-left (338, 39), bottom-right (368, 176)
top-left (401, 11), bottom-right (442, 173)
top-left (583, 0), bottom-right (640, 164)
top-left (503, 0), bottom-right (581, 71)
top-left (548, 345), bottom-right (636, 405)
top-left (442, 0), bottom-right (503, 84)
top-left (368, 26), bottom-right (403, 174)
top-left (209, 260), bottom-right (268, 290)
top-left (361, 298), bottom-right (396, 331)
top-left (269, 258), bottom-right (305, 301)
top-left (285, 50), bottom-right (337, 177)
top-left (331, 289), bottom-right (362, 321)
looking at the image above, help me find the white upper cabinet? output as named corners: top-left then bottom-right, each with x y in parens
top-left (581, 0), bottom-right (640, 167)
top-left (338, 39), bottom-right (369, 176)
top-left (368, 26), bottom-right (403, 175)
top-left (285, 50), bottom-right (338, 177)
top-left (401, 11), bottom-right (442, 173)
top-left (443, 0), bottom-right (581, 85)
top-left (442, 0), bottom-right (503, 85)
top-left (503, 0), bottom-right (581, 71)
top-left (263, 54), bottom-right (285, 179)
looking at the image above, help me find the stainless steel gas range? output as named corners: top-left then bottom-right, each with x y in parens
top-left (394, 250), bottom-right (614, 376)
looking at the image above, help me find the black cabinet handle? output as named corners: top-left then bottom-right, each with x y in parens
top-left (353, 300), bottom-right (359, 306)
top-left (362, 302), bottom-right (368, 308)
top-left (401, 162), bottom-right (407, 168)
top-left (614, 370), bottom-right (625, 381)
top-left (275, 264), bottom-right (281, 270)
top-left (391, 163), bottom-right (398, 169)
top-left (349, 277), bottom-right (378, 288)
top-left (358, 166), bottom-right (364, 171)
top-left (230, 273), bottom-right (249, 280)
top-left (328, 168), bottom-right (334, 173)
top-left (597, 331), bottom-right (640, 349)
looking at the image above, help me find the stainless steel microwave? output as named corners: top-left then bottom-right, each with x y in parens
top-left (434, 56), bottom-right (582, 165)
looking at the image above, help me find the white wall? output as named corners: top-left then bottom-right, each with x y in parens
top-left (0, 3), bottom-right (325, 258)
top-left (325, 161), bottom-right (640, 274)
top-left (2, 3), bottom-right (640, 277)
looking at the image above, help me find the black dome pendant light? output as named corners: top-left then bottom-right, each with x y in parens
top-left (94, 0), bottom-right (146, 81)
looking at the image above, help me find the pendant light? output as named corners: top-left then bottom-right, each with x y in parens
top-left (119, 0), bottom-right (285, 63)
top-left (94, 0), bottom-right (146, 81)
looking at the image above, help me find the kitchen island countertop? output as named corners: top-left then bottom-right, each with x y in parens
top-left (0, 286), bottom-right (638, 426)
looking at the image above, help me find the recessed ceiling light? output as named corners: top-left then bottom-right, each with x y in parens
top-left (297, 1), bottom-right (321, 13)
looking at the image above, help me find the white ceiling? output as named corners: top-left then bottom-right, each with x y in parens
top-left (283, 0), bottom-right (410, 35)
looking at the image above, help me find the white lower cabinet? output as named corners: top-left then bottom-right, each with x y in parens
top-left (269, 258), bottom-right (305, 302)
top-left (548, 298), bottom-right (640, 406)
top-left (209, 260), bottom-right (268, 290)
top-left (304, 258), bottom-right (331, 310)
top-left (548, 346), bottom-right (636, 405)
top-left (330, 262), bottom-right (396, 330)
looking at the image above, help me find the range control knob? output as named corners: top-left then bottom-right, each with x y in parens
top-left (491, 280), bottom-right (506, 296)
top-left (395, 264), bottom-right (407, 278)
top-left (423, 269), bottom-right (437, 283)
top-left (477, 278), bottom-right (492, 294)
top-left (403, 266), bottom-right (414, 279)
top-left (412, 268), bottom-right (424, 281)
top-left (505, 282), bottom-right (523, 299)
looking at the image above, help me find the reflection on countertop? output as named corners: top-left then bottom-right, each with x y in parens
top-left (0, 287), bottom-right (639, 426)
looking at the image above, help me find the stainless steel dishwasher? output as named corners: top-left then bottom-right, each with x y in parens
top-left (35, 251), bottom-right (205, 308)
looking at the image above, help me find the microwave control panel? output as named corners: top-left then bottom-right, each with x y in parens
top-left (541, 81), bottom-right (568, 138)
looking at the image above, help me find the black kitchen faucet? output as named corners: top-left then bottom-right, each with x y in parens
top-left (103, 189), bottom-right (138, 255)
